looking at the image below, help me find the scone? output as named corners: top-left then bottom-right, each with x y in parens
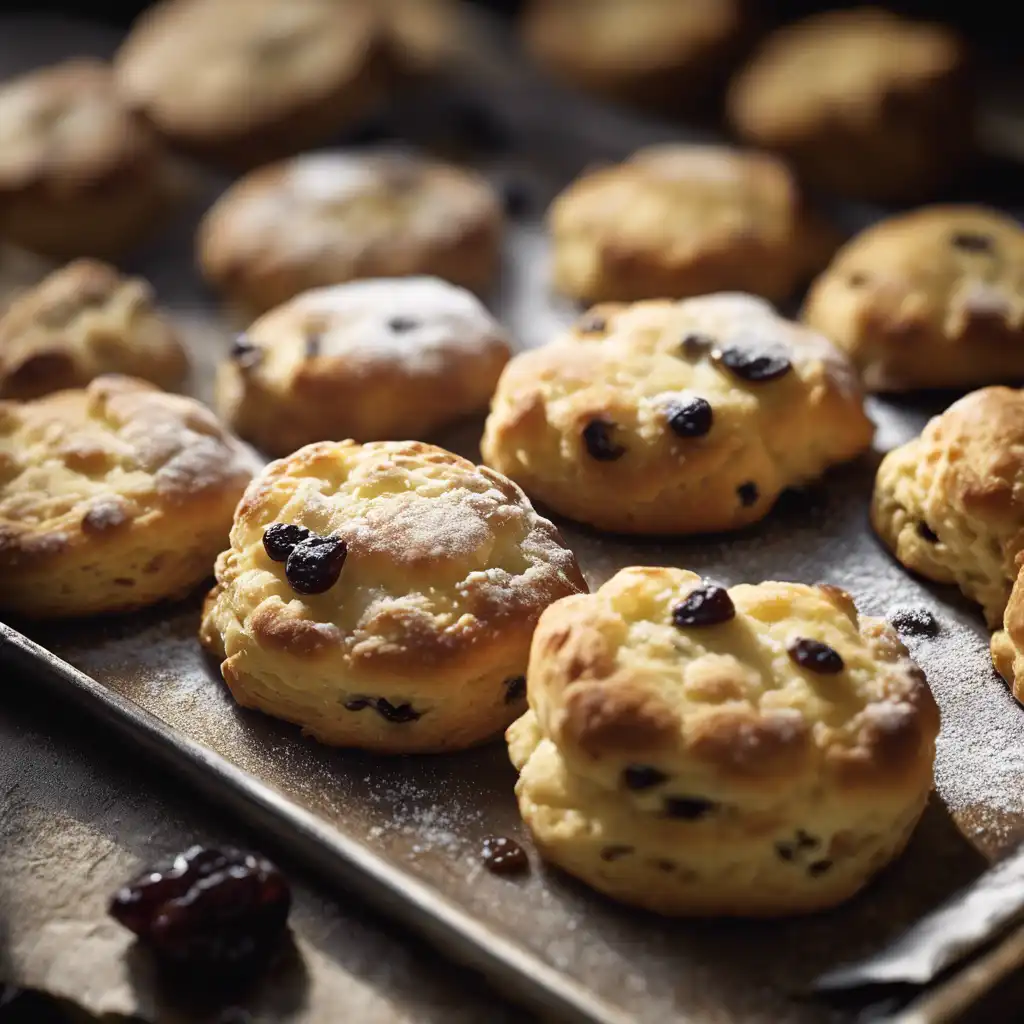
top-left (379, 0), bottom-right (464, 78)
top-left (114, 0), bottom-right (382, 168)
top-left (521, 0), bottom-right (748, 115)
top-left (507, 567), bottom-right (939, 916)
top-left (803, 206), bottom-right (1024, 393)
top-left (0, 59), bottom-right (171, 259)
top-left (872, 387), bottom-right (1024, 629)
top-left (726, 8), bottom-right (971, 202)
top-left (481, 293), bottom-right (874, 535)
top-left (548, 144), bottom-right (835, 305)
top-left (199, 440), bottom-right (586, 753)
top-left (217, 278), bottom-right (511, 457)
top-left (198, 150), bottom-right (503, 316)
top-left (989, 572), bottom-right (1024, 704)
top-left (0, 376), bottom-right (256, 620)
top-left (0, 260), bottom-right (187, 400)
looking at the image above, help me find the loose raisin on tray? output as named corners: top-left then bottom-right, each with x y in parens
top-left (480, 835), bottom-right (529, 875)
top-left (582, 419), bottom-right (626, 461)
top-left (889, 606), bottom-right (941, 638)
top-left (737, 481), bottom-right (759, 507)
top-left (504, 675), bottom-right (527, 703)
top-left (788, 637), bottom-right (845, 674)
top-left (262, 523), bottom-right (312, 563)
top-left (714, 344), bottom-right (792, 383)
top-left (109, 846), bottom-right (291, 974)
top-left (284, 534), bottom-right (347, 595)
top-left (622, 765), bottom-right (669, 791)
top-left (672, 585), bottom-right (736, 628)
top-left (667, 397), bottom-right (713, 439)
top-left (344, 696), bottom-right (422, 723)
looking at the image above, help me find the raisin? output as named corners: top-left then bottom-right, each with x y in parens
top-left (344, 697), bottom-right (421, 723)
top-left (847, 271), bottom-right (870, 287)
top-left (950, 231), bottom-right (994, 253)
top-left (788, 638), bottom-right (845, 674)
top-left (775, 842), bottom-right (795, 862)
top-left (262, 523), bottom-right (312, 563)
top-left (600, 845), bottom-right (634, 861)
top-left (663, 796), bottom-right (717, 820)
top-left (622, 765), bottom-right (668, 790)
top-left (504, 675), bottom-right (527, 703)
top-left (480, 835), bottom-right (529, 875)
top-left (230, 335), bottom-right (262, 369)
top-left (889, 606), bottom-right (940, 638)
top-left (672, 584), bottom-right (736, 628)
top-left (653, 859), bottom-right (676, 872)
top-left (917, 521), bottom-right (939, 543)
top-left (714, 344), bottom-right (792, 383)
top-left (667, 397), bottom-right (713, 439)
top-left (795, 829), bottom-right (819, 849)
top-left (679, 333), bottom-right (714, 358)
top-left (582, 419), bottom-right (626, 461)
top-left (387, 316), bottom-right (419, 333)
top-left (109, 846), bottom-right (290, 974)
top-left (284, 534), bottom-right (347, 594)
top-left (577, 313), bottom-right (607, 334)
top-left (737, 481), bottom-right (759, 507)
top-left (808, 860), bottom-right (833, 877)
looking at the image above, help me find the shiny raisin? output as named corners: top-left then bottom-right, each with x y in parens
top-left (622, 765), bottom-right (668, 790)
top-left (714, 344), bottom-right (792, 383)
top-left (672, 585), bottom-right (736, 627)
top-left (344, 696), bottom-right (421, 723)
top-left (667, 397), bottom-right (713, 439)
top-left (663, 796), bottom-right (717, 820)
top-left (582, 419), bottom-right (626, 461)
top-left (788, 637), bottom-right (845, 674)
top-left (480, 835), bottom-right (529, 875)
top-left (284, 534), bottom-right (347, 594)
top-left (262, 523), bottom-right (312, 562)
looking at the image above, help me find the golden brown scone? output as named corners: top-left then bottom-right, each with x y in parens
top-left (0, 376), bottom-right (256, 619)
top-left (198, 150), bottom-right (503, 317)
top-left (990, 571), bottom-right (1024, 704)
top-left (0, 259), bottom-right (187, 400)
top-left (114, 0), bottom-right (382, 168)
top-left (481, 293), bottom-right (874, 535)
top-left (726, 8), bottom-right (971, 202)
top-left (379, 0), bottom-right (464, 77)
top-left (803, 207), bottom-right (1024, 393)
top-left (521, 0), bottom-right (748, 115)
top-left (0, 59), bottom-right (171, 259)
top-left (217, 277), bottom-right (511, 457)
top-left (871, 387), bottom-right (1024, 628)
top-left (548, 144), bottom-right (835, 305)
top-left (199, 440), bottom-right (586, 753)
top-left (507, 567), bottom-right (939, 916)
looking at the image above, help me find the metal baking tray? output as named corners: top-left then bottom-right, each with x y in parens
top-left (2, 11), bottom-right (1024, 1024)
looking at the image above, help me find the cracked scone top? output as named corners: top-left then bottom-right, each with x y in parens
top-left (481, 293), bottom-right (874, 535)
top-left (872, 387), bottom-right (1024, 629)
top-left (507, 567), bottom-right (938, 916)
top-left (199, 440), bottom-right (586, 753)
top-left (0, 376), bottom-right (256, 619)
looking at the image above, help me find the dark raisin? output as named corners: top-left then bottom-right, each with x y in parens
top-left (663, 796), bottom-right (717, 820)
top-left (480, 835), bottom-right (529, 875)
top-left (344, 697), bottom-right (421, 723)
top-left (577, 313), bottom-right (607, 334)
top-left (582, 418), bottom-right (626, 461)
top-left (305, 332), bottom-right (322, 358)
top-left (775, 842), bottom-right (796, 862)
top-left (680, 333), bottom-right (714, 358)
top-left (667, 397), bottom-right (713, 439)
top-left (672, 584), bottom-right (736, 628)
top-left (262, 523), bottom-right (313, 563)
top-left (808, 860), bottom-right (833, 877)
top-left (951, 231), bottom-right (994, 253)
top-left (788, 637), bottom-right (845, 674)
top-left (653, 859), bottom-right (676, 872)
top-left (230, 335), bottom-right (262, 369)
top-left (388, 316), bottom-right (419, 333)
top-left (284, 534), bottom-right (347, 594)
top-left (504, 675), bottom-right (527, 703)
top-left (737, 481), bottom-right (759, 507)
top-left (889, 606), bottom-right (940, 638)
top-left (917, 521), bottom-right (940, 543)
top-left (714, 344), bottom-right (792, 383)
top-left (600, 845), bottom-right (634, 861)
top-left (500, 178), bottom-right (533, 218)
top-left (622, 765), bottom-right (668, 791)
top-left (795, 829), bottom-right (819, 849)
top-left (109, 845), bottom-right (290, 974)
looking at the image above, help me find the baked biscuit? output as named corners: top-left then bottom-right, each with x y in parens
top-left (989, 572), bottom-right (1024, 704)
top-left (198, 150), bottom-right (503, 316)
top-left (803, 206), bottom-right (1024, 393)
top-left (727, 8), bottom-right (971, 202)
top-left (199, 440), bottom-right (586, 753)
top-left (0, 260), bottom-right (187, 400)
top-left (521, 0), bottom-right (747, 115)
top-left (507, 567), bottom-right (939, 916)
top-left (548, 144), bottom-right (835, 305)
top-left (0, 59), bottom-right (171, 259)
top-left (481, 293), bottom-right (873, 535)
top-left (379, 0), bottom-right (464, 78)
top-left (0, 376), bottom-right (255, 620)
top-left (872, 387), bottom-right (1024, 629)
top-left (216, 277), bottom-right (511, 457)
top-left (114, 0), bottom-right (382, 168)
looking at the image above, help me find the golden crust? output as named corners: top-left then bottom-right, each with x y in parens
top-left (215, 278), bottom-right (510, 456)
top-left (0, 260), bottom-right (187, 400)
top-left (481, 292), bottom-right (874, 535)
top-left (871, 387), bottom-right (1024, 627)
top-left (506, 567), bottom-right (938, 916)
top-left (0, 375), bottom-right (256, 619)
top-left (548, 144), bottom-right (836, 305)
top-left (991, 571), bottom-right (1024, 704)
top-left (198, 151), bottom-right (503, 316)
top-left (199, 440), bottom-right (586, 753)
top-left (803, 206), bottom-right (1024, 392)
top-left (727, 8), bottom-right (970, 202)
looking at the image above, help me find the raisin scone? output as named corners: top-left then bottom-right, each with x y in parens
top-left (198, 150), bottom-right (503, 317)
top-left (507, 567), bottom-right (939, 916)
top-left (521, 0), bottom-right (748, 115)
top-left (989, 572), bottom-right (1024, 704)
top-left (549, 144), bottom-right (835, 305)
top-left (199, 440), bottom-right (586, 753)
top-left (726, 8), bottom-right (971, 202)
top-left (481, 293), bottom-right (874, 535)
top-left (114, 0), bottom-right (382, 168)
top-left (217, 278), bottom-right (511, 456)
top-left (0, 59), bottom-right (171, 259)
top-left (0, 376), bottom-right (256, 619)
top-left (0, 260), bottom-right (187, 400)
top-left (803, 207), bottom-right (1024, 393)
top-left (872, 387), bottom-right (1024, 629)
